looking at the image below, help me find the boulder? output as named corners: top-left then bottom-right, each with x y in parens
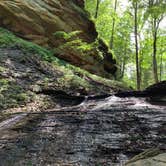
top-left (116, 81), bottom-right (166, 100)
top-left (126, 149), bottom-right (166, 166)
top-left (145, 81), bottom-right (166, 96)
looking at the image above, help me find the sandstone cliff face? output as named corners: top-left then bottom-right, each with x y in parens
top-left (0, 0), bottom-right (96, 44)
top-left (0, 0), bottom-right (116, 77)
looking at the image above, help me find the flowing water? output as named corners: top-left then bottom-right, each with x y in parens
top-left (0, 96), bottom-right (165, 166)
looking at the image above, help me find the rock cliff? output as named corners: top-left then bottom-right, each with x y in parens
top-left (0, 0), bottom-right (116, 77)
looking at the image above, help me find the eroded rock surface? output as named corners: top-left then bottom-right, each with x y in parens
top-left (0, 46), bottom-right (126, 111)
top-left (0, 97), bottom-right (165, 165)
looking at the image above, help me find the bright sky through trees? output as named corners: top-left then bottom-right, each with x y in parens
top-left (119, 0), bottom-right (165, 28)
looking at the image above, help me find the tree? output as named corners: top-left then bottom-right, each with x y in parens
top-left (158, 30), bottom-right (166, 81)
top-left (130, 0), bottom-right (141, 90)
top-left (95, 0), bottom-right (101, 19)
top-left (114, 10), bottom-right (133, 80)
top-left (85, 0), bottom-right (166, 89)
top-left (110, 0), bottom-right (118, 49)
top-left (144, 0), bottom-right (166, 83)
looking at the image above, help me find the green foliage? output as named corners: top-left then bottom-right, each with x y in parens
top-left (0, 28), bottom-right (69, 67)
top-left (53, 31), bottom-right (82, 40)
top-left (144, 0), bottom-right (166, 21)
top-left (85, 0), bottom-right (119, 42)
top-left (54, 30), bottom-right (104, 61)
top-left (0, 79), bottom-right (9, 93)
top-left (57, 39), bottom-right (94, 53)
top-left (85, 0), bottom-right (166, 89)
top-left (0, 79), bottom-right (30, 110)
top-left (0, 28), bottom-right (54, 62)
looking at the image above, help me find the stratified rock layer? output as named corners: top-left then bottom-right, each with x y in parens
top-left (0, 96), bottom-right (165, 165)
top-left (0, 0), bottom-right (116, 77)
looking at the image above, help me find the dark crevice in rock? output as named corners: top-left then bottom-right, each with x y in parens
top-left (37, 89), bottom-right (85, 105)
top-left (115, 91), bottom-right (148, 97)
top-left (115, 81), bottom-right (166, 99)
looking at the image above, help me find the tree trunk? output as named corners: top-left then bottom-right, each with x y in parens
top-left (95, 0), bottom-right (100, 19)
top-left (134, 2), bottom-right (141, 90)
top-left (138, 34), bottom-right (143, 89)
top-left (119, 44), bottom-right (127, 79)
top-left (159, 53), bottom-right (163, 81)
top-left (110, 0), bottom-right (118, 49)
top-left (152, 20), bottom-right (159, 83)
top-left (120, 59), bottom-right (126, 79)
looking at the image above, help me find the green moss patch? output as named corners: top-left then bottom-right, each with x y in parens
top-left (53, 31), bottom-right (104, 61)
top-left (0, 79), bottom-right (31, 110)
top-left (0, 28), bottom-right (54, 61)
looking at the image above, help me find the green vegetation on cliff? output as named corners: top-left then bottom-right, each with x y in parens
top-left (53, 31), bottom-right (103, 61)
top-left (0, 28), bottom-right (53, 62)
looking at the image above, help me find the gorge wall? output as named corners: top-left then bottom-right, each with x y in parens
top-left (0, 0), bottom-right (116, 77)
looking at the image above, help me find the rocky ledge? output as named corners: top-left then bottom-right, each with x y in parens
top-left (116, 81), bottom-right (166, 104)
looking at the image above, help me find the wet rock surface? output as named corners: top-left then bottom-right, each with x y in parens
top-left (0, 96), bottom-right (165, 166)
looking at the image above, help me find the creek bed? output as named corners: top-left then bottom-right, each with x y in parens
top-left (0, 96), bottom-right (165, 166)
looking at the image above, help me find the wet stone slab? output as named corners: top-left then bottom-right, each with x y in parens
top-left (0, 97), bottom-right (165, 166)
